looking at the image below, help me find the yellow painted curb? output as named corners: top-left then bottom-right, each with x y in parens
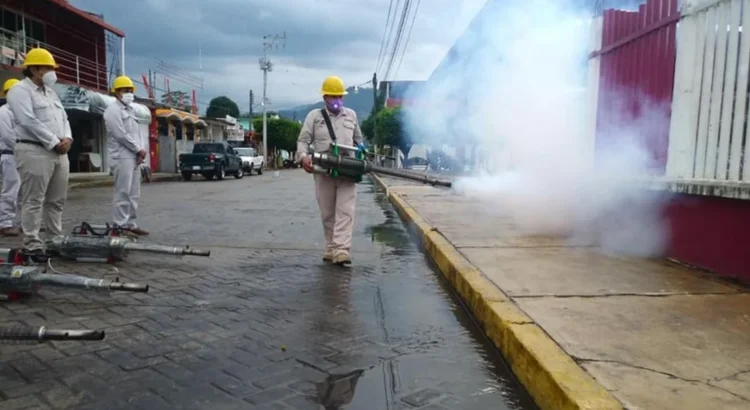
top-left (371, 174), bottom-right (623, 410)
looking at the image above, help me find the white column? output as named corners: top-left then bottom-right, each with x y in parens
top-left (120, 37), bottom-right (126, 75)
top-left (584, 15), bottom-right (603, 173)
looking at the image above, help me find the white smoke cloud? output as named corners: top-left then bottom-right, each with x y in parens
top-left (402, 0), bottom-right (672, 257)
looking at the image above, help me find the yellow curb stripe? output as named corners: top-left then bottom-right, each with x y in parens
top-left (371, 174), bottom-right (623, 410)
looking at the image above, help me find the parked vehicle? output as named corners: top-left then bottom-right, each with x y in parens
top-left (234, 147), bottom-right (264, 175)
top-left (283, 158), bottom-right (298, 169)
top-left (178, 142), bottom-right (243, 181)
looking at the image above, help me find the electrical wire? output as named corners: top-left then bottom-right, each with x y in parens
top-left (375, 0), bottom-right (396, 74)
top-left (377, 0), bottom-right (404, 76)
top-left (393, 0), bottom-right (421, 80)
top-left (383, 0), bottom-right (412, 81)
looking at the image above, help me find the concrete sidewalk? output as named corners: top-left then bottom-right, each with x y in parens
top-left (373, 174), bottom-right (750, 410)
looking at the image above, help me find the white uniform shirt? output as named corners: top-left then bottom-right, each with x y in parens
top-left (104, 100), bottom-right (142, 159)
top-left (6, 78), bottom-right (72, 151)
top-left (0, 105), bottom-right (17, 152)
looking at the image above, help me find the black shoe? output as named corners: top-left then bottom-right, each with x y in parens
top-left (21, 249), bottom-right (49, 263)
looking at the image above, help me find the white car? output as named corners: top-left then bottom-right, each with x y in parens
top-left (234, 147), bottom-right (264, 175)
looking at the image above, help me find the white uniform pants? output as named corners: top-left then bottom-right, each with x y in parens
top-left (112, 157), bottom-right (141, 228)
top-left (314, 174), bottom-right (357, 252)
top-left (16, 143), bottom-right (69, 251)
top-left (0, 154), bottom-right (20, 228)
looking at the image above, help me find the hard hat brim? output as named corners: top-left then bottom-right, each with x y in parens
top-left (23, 63), bottom-right (60, 69)
top-left (321, 90), bottom-right (349, 96)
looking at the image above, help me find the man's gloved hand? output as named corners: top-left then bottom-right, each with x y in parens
top-left (357, 143), bottom-right (366, 153)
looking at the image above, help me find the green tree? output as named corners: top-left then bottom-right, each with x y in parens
top-left (206, 96), bottom-right (240, 118)
top-left (252, 117), bottom-right (301, 167)
top-left (361, 114), bottom-right (375, 142)
top-left (375, 106), bottom-right (412, 159)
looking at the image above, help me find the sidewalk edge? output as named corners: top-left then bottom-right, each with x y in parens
top-left (69, 175), bottom-right (184, 190)
top-left (371, 174), bottom-right (623, 410)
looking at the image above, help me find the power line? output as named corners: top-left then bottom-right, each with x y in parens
top-left (377, 0), bottom-right (404, 76)
top-left (374, 0), bottom-right (396, 74)
top-left (393, 0), bottom-right (421, 80)
top-left (383, 0), bottom-right (412, 80)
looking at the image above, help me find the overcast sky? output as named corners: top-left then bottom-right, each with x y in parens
top-left (68, 0), bottom-right (487, 111)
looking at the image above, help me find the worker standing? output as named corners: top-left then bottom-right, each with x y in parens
top-left (6, 48), bottom-right (72, 259)
top-left (0, 79), bottom-right (21, 236)
top-left (104, 75), bottom-right (148, 236)
top-left (297, 76), bottom-right (363, 265)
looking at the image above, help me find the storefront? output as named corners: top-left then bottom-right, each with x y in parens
top-left (153, 108), bottom-right (207, 173)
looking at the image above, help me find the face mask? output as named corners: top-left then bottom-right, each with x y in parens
top-left (121, 93), bottom-right (134, 105)
top-left (42, 71), bottom-right (57, 86)
top-left (326, 98), bottom-right (343, 113)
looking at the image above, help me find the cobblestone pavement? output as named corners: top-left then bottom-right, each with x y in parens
top-left (0, 171), bottom-right (535, 410)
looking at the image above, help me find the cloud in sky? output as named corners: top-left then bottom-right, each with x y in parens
top-left (68, 0), bottom-right (487, 111)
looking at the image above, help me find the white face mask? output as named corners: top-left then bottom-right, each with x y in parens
top-left (121, 93), bottom-right (134, 105)
top-left (42, 71), bottom-right (57, 86)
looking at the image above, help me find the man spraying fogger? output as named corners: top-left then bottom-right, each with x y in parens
top-left (103, 75), bottom-right (149, 236)
top-left (0, 78), bottom-right (21, 236)
top-left (7, 48), bottom-right (72, 259)
top-left (297, 76), bottom-right (364, 265)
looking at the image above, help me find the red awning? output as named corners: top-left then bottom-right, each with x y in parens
top-left (50, 0), bottom-right (125, 37)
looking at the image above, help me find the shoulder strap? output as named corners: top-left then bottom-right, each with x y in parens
top-left (320, 108), bottom-right (337, 141)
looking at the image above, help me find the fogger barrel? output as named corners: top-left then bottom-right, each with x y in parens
top-left (0, 326), bottom-right (105, 343)
top-left (46, 235), bottom-right (211, 262)
top-left (0, 264), bottom-right (149, 296)
top-left (311, 152), bottom-right (453, 188)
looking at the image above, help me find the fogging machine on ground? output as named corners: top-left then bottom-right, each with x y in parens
top-left (0, 261), bottom-right (148, 300)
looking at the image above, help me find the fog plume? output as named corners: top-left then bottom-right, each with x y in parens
top-left (402, 0), bottom-right (671, 257)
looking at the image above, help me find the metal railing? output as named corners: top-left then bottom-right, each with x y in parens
top-left (0, 27), bottom-right (109, 92)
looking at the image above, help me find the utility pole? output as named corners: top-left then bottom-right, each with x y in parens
top-left (259, 32), bottom-right (287, 165)
top-left (249, 90), bottom-right (254, 118)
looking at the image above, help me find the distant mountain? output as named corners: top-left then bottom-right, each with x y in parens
top-left (277, 87), bottom-right (374, 123)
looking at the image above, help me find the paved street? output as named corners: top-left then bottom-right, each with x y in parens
top-left (0, 171), bottom-right (535, 410)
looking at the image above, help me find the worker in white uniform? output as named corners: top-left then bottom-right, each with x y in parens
top-left (6, 48), bottom-right (72, 259)
top-left (297, 76), bottom-right (364, 265)
top-left (103, 75), bottom-right (149, 236)
top-left (0, 78), bottom-right (21, 236)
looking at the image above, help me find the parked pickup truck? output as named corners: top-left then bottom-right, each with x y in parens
top-left (233, 147), bottom-right (264, 175)
top-left (178, 142), bottom-right (243, 181)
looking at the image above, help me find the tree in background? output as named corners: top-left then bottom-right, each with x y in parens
top-left (160, 91), bottom-right (190, 112)
top-left (206, 96), bottom-right (240, 119)
top-left (374, 106), bottom-right (412, 160)
top-left (252, 117), bottom-right (301, 167)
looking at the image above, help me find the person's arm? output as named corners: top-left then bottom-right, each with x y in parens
top-left (0, 109), bottom-right (14, 144)
top-left (296, 111), bottom-right (315, 161)
top-left (61, 101), bottom-right (73, 141)
top-left (6, 86), bottom-right (60, 151)
top-left (104, 107), bottom-right (141, 154)
top-left (352, 113), bottom-right (363, 146)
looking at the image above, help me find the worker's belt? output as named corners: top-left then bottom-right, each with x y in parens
top-left (16, 139), bottom-right (45, 148)
top-left (0, 149), bottom-right (13, 155)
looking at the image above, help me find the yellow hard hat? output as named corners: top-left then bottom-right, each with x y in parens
top-left (23, 48), bottom-right (58, 68)
top-left (3, 78), bottom-right (19, 93)
top-left (320, 76), bottom-right (348, 96)
top-left (111, 75), bottom-right (135, 92)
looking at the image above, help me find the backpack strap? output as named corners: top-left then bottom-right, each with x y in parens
top-left (320, 108), bottom-right (337, 141)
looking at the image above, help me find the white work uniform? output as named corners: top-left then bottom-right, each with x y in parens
top-left (6, 78), bottom-right (71, 251)
top-left (104, 99), bottom-right (142, 229)
top-left (0, 104), bottom-right (20, 229)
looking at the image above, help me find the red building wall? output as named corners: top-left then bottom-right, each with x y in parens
top-left (4, 0), bottom-right (108, 91)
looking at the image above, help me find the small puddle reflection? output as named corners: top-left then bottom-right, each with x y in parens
top-left (314, 369), bottom-right (365, 409)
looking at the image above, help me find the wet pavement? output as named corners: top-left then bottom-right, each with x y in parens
top-left (0, 170), bottom-right (536, 410)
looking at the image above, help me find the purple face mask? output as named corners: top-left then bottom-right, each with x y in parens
top-left (326, 97), bottom-right (343, 113)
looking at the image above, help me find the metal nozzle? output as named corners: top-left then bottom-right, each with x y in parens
top-left (124, 242), bottom-right (211, 257)
top-left (0, 326), bottom-right (105, 342)
top-left (40, 328), bottom-right (106, 341)
top-left (108, 281), bottom-right (149, 292)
